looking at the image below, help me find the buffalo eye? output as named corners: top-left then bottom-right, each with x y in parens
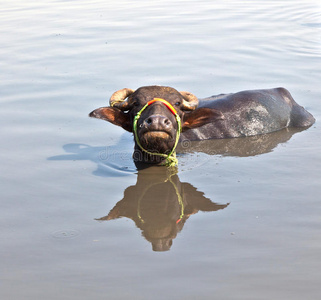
top-left (175, 101), bottom-right (181, 106)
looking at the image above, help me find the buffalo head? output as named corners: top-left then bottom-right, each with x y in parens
top-left (89, 86), bottom-right (223, 165)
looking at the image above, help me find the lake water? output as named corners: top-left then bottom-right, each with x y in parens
top-left (1, 0), bottom-right (321, 299)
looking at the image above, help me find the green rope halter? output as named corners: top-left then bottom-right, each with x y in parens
top-left (133, 98), bottom-right (181, 167)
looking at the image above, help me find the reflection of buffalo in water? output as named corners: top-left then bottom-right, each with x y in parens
top-left (177, 127), bottom-right (309, 157)
top-left (96, 167), bottom-right (229, 251)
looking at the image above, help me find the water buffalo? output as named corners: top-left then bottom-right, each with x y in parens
top-left (89, 86), bottom-right (315, 166)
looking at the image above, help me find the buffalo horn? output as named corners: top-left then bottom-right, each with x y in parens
top-left (109, 88), bottom-right (135, 110)
top-left (180, 91), bottom-right (199, 111)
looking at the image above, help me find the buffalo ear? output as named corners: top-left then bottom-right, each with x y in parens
top-left (182, 108), bottom-right (224, 131)
top-left (89, 107), bottom-right (132, 132)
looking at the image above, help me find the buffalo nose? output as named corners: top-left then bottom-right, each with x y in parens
top-left (144, 115), bottom-right (172, 128)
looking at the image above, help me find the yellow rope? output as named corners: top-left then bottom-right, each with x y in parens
top-left (133, 98), bottom-right (181, 167)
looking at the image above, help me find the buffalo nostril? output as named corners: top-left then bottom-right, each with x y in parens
top-left (164, 118), bottom-right (171, 126)
top-left (143, 115), bottom-right (172, 128)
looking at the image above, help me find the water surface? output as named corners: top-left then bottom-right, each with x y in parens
top-left (1, 1), bottom-right (321, 299)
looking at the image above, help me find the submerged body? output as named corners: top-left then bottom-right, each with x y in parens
top-left (181, 87), bottom-right (315, 141)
